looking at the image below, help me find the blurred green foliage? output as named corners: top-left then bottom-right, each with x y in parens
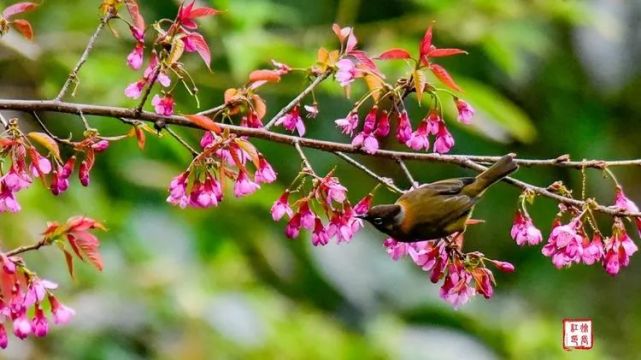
top-left (1, 0), bottom-right (641, 359)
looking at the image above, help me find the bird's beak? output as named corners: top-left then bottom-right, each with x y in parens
top-left (355, 214), bottom-right (366, 219)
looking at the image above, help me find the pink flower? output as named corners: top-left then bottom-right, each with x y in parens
top-left (285, 213), bottom-right (302, 239)
top-left (167, 171), bottom-right (190, 208)
top-left (25, 278), bottom-right (57, 307)
top-left (335, 112), bottom-right (359, 136)
top-left (455, 99), bottom-right (474, 124)
top-left (124, 80), bottom-right (146, 99)
top-left (440, 263), bottom-right (475, 309)
top-left (0, 324), bottom-right (7, 349)
top-left (335, 58), bottom-right (357, 87)
top-left (510, 210), bottom-right (543, 246)
top-left (272, 59), bottom-right (291, 75)
top-left (275, 105), bottom-right (305, 136)
top-left (271, 191), bottom-right (293, 221)
top-left (298, 201), bottom-right (316, 230)
top-left (79, 160), bottom-right (90, 186)
top-left (254, 156), bottom-right (277, 184)
top-left (31, 307), bottom-right (48, 337)
top-left (542, 218), bottom-right (584, 268)
top-left (30, 153), bottom-right (52, 177)
top-left (406, 118), bottom-right (430, 151)
top-left (234, 170), bottom-right (260, 197)
top-left (144, 52), bottom-right (171, 87)
top-left (152, 94), bottom-right (175, 116)
top-left (395, 110), bottom-right (412, 144)
top-left (91, 140), bottom-right (110, 152)
top-left (352, 132), bottom-right (378, 154)
top-left (304, 104), bottom-right (319, 119)
top-left (49, 295), bottom-right (75, 325)
top-left (200, 131), bottom-right (215, 148)
top-left (0, 189), bottom-right (21, 213)
top-left (189, 177), bottom-right (221, 208)
top-left (383, 238), bottom-right (411, 260)
top-left (362, 107), bottom-right (377, 134)
top-left (471, 267), bottom-right (494, 299)
top-left (353, 194), bottom-right (372, 215)
top-left (12, 315), bottom-right (32, 339)
top-left (491, 260), bottom-right (515, 272)
top-left (375, 110), bottom-right (390, 137)
top-left (1, 253), bottom-right (16, 274)
top-left (127, 43), bottom-right (144, 70)
top-left (320, 176), bottom-right (347, 205)
top-left (327, 211), bottom-right (355, 243)
top-left (2, 169), bottom-right (31, 192)
top-left (312, 218), bottom-right (330, 246)
top-left (603, 219), bottom-right (638, 275)
top-left (582, 233), bottom-right (604, 265)
top-left (433, 119), bottom-right (455, 153)
top-left (614, 186), bottom-right (641, 236)
top-left (130, 26), bottom-right (144, 42)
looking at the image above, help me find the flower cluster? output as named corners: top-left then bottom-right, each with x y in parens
top-left (0, 216), bottom-right (105, 348)
top-left (167, 132), bottom-right (276, 208)
top-left (0, 255), bottom-right (75, 348)
top-left (121, 0), bottom-right (219, 115)
top-left (0, 121), bottom-right (110, 211)
top-left (271, 173), bottom-right (372, 246)
top-left (511, 186), bottom-right (639, 276)
top-left (384, 237), bottom-right (514, 309)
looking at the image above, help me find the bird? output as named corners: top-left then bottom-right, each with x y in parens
top-left (358, 154), bottom-right (518, 242)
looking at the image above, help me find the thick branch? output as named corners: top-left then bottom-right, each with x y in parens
top-left (54, 13), bottom-right (113, 101)
top-left (0, 99), bottom-right (639, 217)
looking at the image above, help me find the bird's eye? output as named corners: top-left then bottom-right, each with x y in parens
top-left (373, 217), bottom-right (383, 225)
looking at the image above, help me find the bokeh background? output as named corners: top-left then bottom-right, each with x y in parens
top-left (1, 0), bottom-right (641, 359)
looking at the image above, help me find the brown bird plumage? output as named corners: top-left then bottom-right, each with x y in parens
top-left (359, 154), bottom-right (518, 242)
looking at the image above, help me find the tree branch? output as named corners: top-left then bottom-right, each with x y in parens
top-left (5, 240), bottom-right (46, 257)
top-left (335, 151), bottom-right (403, 194)
top-left (1, 98), bottom-right (639, 217)
top-left (54, 13), bottom-right (113, 101)
top-left (395, 157), bottom-right (417, 189)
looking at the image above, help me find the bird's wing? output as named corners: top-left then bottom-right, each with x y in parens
top-left (396, 178), bottom-right (477, 235)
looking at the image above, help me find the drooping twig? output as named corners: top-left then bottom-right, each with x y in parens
top-left (335, 151), bottom-right (403, 194)
top-left (395, 157), bottom-right (417, 189)
top-left (0, 99), bottom-right (640, 217)
top-left (54, 13), bottom-right (113, 101)
top-left (135, 66), bottom-right (161, 114)
top-left (264, 71), bottom-right (331, 129)
top-left (294, 140), bottom-right (315, 175)
top-left (197, 103), bottom-right (227, 116)
top-left (164, 126), bottom-right (199, 157)
top-left (31, 112), bottom-right (74, 145)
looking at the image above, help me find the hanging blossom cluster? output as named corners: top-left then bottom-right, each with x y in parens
top-left (384, 236), bottom-right (514, 309)
top-left (0, 217), bottom-right (105, 347)
top-left (271, 172), bottom-right (374, 246)
top-left (273, 24), bottom-right (475, 155)
top-left (121, 0), bottom-right (219, 115)
top-left (510, 187), bottom-right (639, 276)
top-left (0, 119), bottom-right (112, 211)
top-left (167, 126), bottom-right (277, 208)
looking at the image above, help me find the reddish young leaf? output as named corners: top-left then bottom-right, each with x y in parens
top-left (73, 231), bottom-right (103, 271)
top-left (63, 248), bottom-right (75, 279)
top-left (11, 19), bottom-right (33, 40)
top-left (2, 2), bottom-right (37, 18)
top-left (350, 50), bottom-right (380, 75)
top-left (376, 48), bottom-right (412, 60)
top-left (428, 48), bottom-right (468, 58)
top-left (185, 114), bottom-right (222, 133)
top-left (419, 25), bottom-right (433, 59)
top-left (188, 6), bottom-right (220, 18)
top-left (251, 94), bottom-right (267, 120)
top-left (66, 234), bottom-right (84, 261)
top-left (248, 69), bottom-right (281, 83)
top-left (430, 64), bottom-right (462, 92)
top-left (124, 0), bottom-right (145, 32)
top-left (235, 139), bottom-right (260, 168)
top-left (186, 33), bottom-right (211, 69)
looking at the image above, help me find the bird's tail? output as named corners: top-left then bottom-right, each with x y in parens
top-left (465, 154), bottom-right (518, 197)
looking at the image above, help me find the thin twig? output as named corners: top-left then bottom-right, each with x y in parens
top-left (164, 126), bottom-right (199, 157)
top-left (264, 71), bottom-right (331, 129)
top-left (197, 103), bottom-right (227, 116)
top-left (31, 112), bottom-right (74, 145)
top-left (0, 113), bottom-right (8, 128)
top-left (6, 240), bottom-right (46, 257)
top-left (135, 67), bottom-right (161, 114)
top-left (294, 141), bottom-right (314, 174)
top-left (395, 157), bottom-right (417, 189)
top-left (54, 13), bottom-right (113, 101)
top-left (335, 151), bottom-right (403, 194)
top-left (0, 99), bottom-right (640, 217)
top-left (78, 109), bottom-right (91, 130)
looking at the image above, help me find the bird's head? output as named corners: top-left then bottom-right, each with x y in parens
top-left (357, 204), bottom-right (404, 235)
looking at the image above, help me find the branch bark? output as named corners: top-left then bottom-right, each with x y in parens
top-left (0, 98), bottom-right (639, 217)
